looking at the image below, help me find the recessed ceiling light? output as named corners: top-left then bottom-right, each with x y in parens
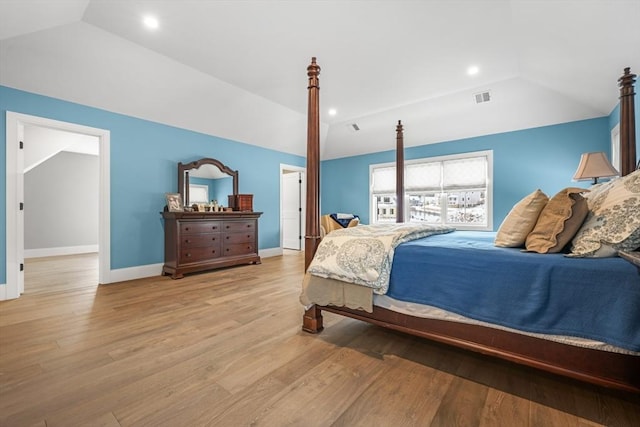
top-left (467, 65), bottom-right (479, 76)
top-left (143, 15), bottom-right (159, 30)
top-left (328, 108), bottom-right (337, 116)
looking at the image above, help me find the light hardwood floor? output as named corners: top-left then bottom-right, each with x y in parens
top-left (1, 251), bottom-right (639, 426)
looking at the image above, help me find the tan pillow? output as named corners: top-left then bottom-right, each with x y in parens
top-left (494, 189), bottom-right (548, 247)
top-left (569, 169), bottom-right (640, 257)
top-left (525, 188), bottom-right (589, 254)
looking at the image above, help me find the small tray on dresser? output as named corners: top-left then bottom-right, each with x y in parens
top-left (618, 250), bottom-right (640, 274)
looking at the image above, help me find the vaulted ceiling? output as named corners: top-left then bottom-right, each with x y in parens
top-left (1, 0), bottom-right (638, 159)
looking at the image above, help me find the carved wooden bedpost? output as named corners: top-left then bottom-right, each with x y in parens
top-left (304, 57), bottom-right (322, 271)
top-left (303, 57), bottom-right (324, 333)
top-left (396, 120), bottom-right (404, 223)
top-left (618, 67), bottom-right (637, 176)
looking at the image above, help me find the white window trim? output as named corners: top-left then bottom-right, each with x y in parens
top-left (188, 184), bottom-right (209, 204)
top-left (611, 123), bottom-right (621, 173)
top-left (370, 150), bottom-right (493, 230)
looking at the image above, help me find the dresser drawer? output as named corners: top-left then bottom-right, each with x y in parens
top-left (224, 232), bottom-right (255, 245)
top-left (223, 242), bottom-right (256, 256)
top-left (223, 220), bottom-right (255, 233)
top-left (182, 233), bottom-right (221, 248)
top-left (162, 211), bottom-right (262, 279)
top-left (180, 221), bottom-right (222, 234)
top-left (180, 242), bottom-right (222, 264)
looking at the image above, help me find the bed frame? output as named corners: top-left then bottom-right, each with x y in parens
top-left (301, 58), bottom-right (639, 393)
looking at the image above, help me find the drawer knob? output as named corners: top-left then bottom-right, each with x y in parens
top-left (185, 239), bottom-right (191, 243)
top-left (186, 253), bottom-right (192, 257)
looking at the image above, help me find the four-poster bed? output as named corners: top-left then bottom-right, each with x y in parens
top-left (301, 58), bottom-right (640, 393)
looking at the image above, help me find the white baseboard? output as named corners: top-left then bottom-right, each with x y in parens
top-left (0, 248), bottom-right (286, 297)
top-left (107, 263), bottom-right (164, 284)
top-left (1, 247), bottom-right (285, 298)
top-left (105, 247), bottom-right (283, 284)
top-left (259, 247), bottom-right (283, 258)
top-left (25, 245), bottom-right (99, 259)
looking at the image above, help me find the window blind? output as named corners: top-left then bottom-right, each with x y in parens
top-left (372, 154), bottom-right (487, 193)
top-left (371, 166), bottom-right (396, 193)
top-left (442, 156), bottom-right (487, 190)
top-left (405, 162), bottom-right (442, 192)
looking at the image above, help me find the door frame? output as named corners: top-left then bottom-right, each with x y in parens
top-left (279, 164), bottom-right (306, 250)
top-left (4, 112), bottom-right (111, 300)
top-left (611, 123), bottom-right (620, 173)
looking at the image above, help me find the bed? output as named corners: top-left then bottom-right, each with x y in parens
top-left (300, 58), bottom-right (640, 393)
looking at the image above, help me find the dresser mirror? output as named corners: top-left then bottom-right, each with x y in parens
top-left (178, 158), bottom-right (239, 207)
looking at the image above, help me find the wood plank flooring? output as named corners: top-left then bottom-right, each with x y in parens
top-left (1, 251), bottom-right (639, 426)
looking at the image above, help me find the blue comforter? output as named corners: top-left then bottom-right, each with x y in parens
top-left (387, 231), bottom-right (640, 351)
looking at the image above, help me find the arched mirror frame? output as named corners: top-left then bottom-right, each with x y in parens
top-left (178, 158), bottom-right (238, 207)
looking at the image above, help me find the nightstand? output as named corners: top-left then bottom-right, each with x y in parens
top-left (618, 251), bottom-right (640, 274)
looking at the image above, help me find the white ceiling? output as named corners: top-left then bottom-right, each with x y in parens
top-left (1, 0), bottom-right (638, 159)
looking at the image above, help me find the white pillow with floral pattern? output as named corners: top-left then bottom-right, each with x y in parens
top-left (569, 169), bottom-right (640, 257)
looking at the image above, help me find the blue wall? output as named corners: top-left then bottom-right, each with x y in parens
top-left (2, 85), bottom-right (637, 284)
top-left (0, 86), bottom-right (305, 283)
top-left (321, 118), bottom-right (612, 227)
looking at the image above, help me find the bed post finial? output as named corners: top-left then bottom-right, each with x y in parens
top-left (396, 120), bottom-right (405, 223)
top-left (305, 57), bottom-right (322, 271)
top-left (307, 57), bottom-right (321, 88)
top-left (618, 67), bottom-right (637, 176)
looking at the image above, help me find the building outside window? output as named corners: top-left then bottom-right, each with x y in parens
top-left (370, 150), bottom-right (493, 230)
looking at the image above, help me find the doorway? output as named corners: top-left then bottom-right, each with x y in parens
top-left (280, 165), bottom-right (306, 250)
top-left (4, 112), bottom-right (111, 300)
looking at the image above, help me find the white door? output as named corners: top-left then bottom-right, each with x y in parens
top-left (282, 172), bottom-right (302, 250)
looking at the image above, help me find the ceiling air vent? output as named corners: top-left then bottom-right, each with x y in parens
top-left (347, 123), bottom-right (360, 132)
top-left (474, 91), bottom-right (491, 104)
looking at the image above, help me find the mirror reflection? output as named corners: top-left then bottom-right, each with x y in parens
top-left (188, 165), bottom-right (234, 205)
top-left (178, 158), bottom-right (238, 209)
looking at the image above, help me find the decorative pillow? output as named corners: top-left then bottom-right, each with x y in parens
top-left (525, 188), bottom-right (589, 253)
top-left (569, 169), bottom-right (640, 257)
top-left (582, 182), bottom-right (607, 207)
top-left (494, 189), bottom-right (548, 247)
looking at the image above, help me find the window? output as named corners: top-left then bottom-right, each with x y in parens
top-left (370, 151), bottom-right (493, 230)
top-left (189, 184), bottom-right (209, 205)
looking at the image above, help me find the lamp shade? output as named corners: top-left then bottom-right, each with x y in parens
top-left (573, 152), bottom-right (619, 183)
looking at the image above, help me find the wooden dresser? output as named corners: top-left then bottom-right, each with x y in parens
top-left (161, 211), bottom-right (262, 279)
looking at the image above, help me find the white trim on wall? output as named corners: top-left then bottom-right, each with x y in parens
top-left (25, 245), bottom-right (99, 259)
top-left (107, 247), bottom-right (282, 284)
top-left (259, 247), bottom-right (283, 258)
top-left (5, 112), bottom-right (111, 300)
top-left (109, 263), bottom-right (165, 284)
top-left (611, 123), bottom-right (621, 172)
top-left (279, 163), bottom-right (306, 250)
